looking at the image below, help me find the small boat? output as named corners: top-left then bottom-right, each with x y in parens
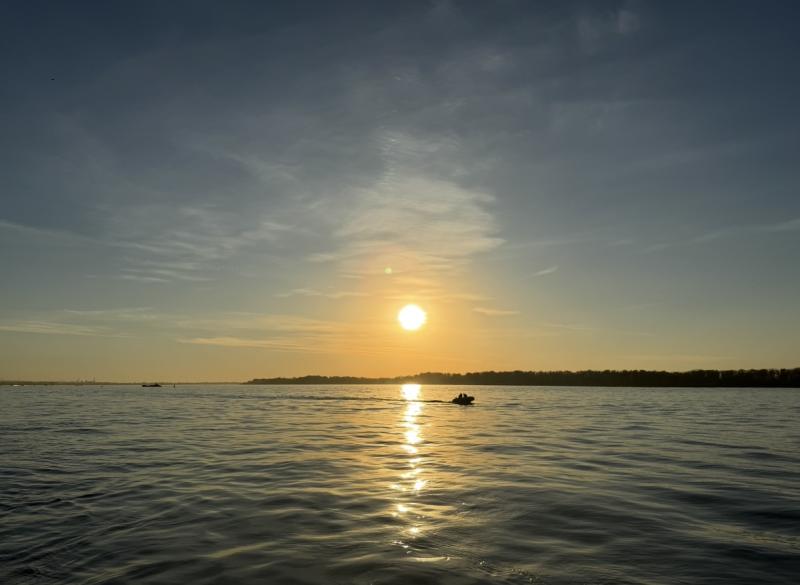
top-left (141, 383), bottom-right (162, 388)
top-left (451, 394), bottom-right (475, 405)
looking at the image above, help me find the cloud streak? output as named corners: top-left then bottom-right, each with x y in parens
top-left (109, 207), bottom-right (295, 282)
top-left (473, 307), bottom-right (519, 316)
top-left (532, 265), bottom-right (559, 277)
top-left (275, 288), bottom-right (367, 299)
top-left (0, 320), bottom-right (121, 337)
top-left (310, 133), bottom-right (503, 279)
top-left (644, 216), bottom-right (800, 253)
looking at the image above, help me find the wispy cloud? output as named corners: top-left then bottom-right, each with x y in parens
top-left (623, 353), bottom-right (734, 364)
top-left (532, 265), bottom-right (558, 277)
top-left (609, 239), bottom-right (634, 247)
top-left (1, 207), bottom-right (293, 284)
top-left (501, 235), bottom-right (590, 254)
top-left (180, 336), bottom-right (313, 352)
top-left (644, 216), bottom-right (800, 253)
top-left (473, 307), bottom-right (519, 317)
top-left (118, 274), bottom-right (171, 283)
top-left (119, 268), bottom-right (212, 283)
top-left (384, 287), bottom-right (490, 304)
top-left (541, 322), bottom-right (653, 337)
top-left (576, 6), bottom-right (641, 54)
top-left (767, 217), bottom-right (800, 233)
top-left (0, 219), bottom-right (99, 246)
top-left (165, 313), bottom-right (344, 335)
top-left (0, 308), bottom-right (363, 355)
top-left (275, 288), bottom-right (367, 299)
top-left (179, 332), bottom-right (465, 361)
top-left (694, 216), bottom-right (800, 242)
top-left (0, 308), bottom-right (163, 337)
top-left (310, 132), bottom-right (503, 278)
top-left (0, 320), bottom-right (121, 337)
top-left (63, 307), bottom-right (158, 321)
top-left (110, 207), bottom-right (294, 282)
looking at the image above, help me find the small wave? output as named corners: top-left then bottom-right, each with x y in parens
top-left (2, 384), bottom-right (798, 585)
top-left (248, 394), bottom-right (447, 404)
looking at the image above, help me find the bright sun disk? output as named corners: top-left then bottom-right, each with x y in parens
top-left (398, 304), bottom-right (426, 331)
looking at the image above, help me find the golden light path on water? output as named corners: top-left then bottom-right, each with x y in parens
top-left (392, 383), bottom-right (429, 548)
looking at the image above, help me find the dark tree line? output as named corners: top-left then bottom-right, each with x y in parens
top-left (247, 368), bottom-right (800, 387)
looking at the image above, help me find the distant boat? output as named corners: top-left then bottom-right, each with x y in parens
top-left (451, 394), bottom-right (475, 405)
top-left (141, 383), bottom-right (162, 388)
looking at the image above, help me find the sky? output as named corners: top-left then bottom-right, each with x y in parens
top-left (1, 1), bottom-right (799, 381)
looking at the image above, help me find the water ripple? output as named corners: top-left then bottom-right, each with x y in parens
top-left (1, 384), bottom-right (799, 584)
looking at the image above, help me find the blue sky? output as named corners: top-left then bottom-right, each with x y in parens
top-left (1, 1), bottom-right (799, 380)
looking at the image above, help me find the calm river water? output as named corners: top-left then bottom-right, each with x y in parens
top-left (1, 384), bottom-right (799, 584)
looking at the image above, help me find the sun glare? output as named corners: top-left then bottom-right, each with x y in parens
top-left (401, 383), bottom-right (421, 400)
top-left (398, 304), bottom-right (426, 331)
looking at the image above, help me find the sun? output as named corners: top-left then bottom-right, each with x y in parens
top-left (398, 304), bottom-right (427, 331)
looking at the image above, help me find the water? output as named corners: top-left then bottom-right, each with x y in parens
top-left (1, 384), bottom-right (799, 585)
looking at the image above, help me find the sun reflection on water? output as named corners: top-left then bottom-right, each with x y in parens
top-left (401, 383), bottom-right (421, 401)
top-left (393, 383), bottom-right (428, 543)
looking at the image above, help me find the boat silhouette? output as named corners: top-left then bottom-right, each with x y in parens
top-left (451, 394), bottom-right (475, 405)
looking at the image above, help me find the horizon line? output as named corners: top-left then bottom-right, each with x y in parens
top-left (4, 366), bottom-right (799, 386)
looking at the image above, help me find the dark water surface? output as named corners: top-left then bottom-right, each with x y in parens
top-left (1, 384), bottom-right (799, 584)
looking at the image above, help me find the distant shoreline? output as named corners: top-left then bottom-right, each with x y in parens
top-left (0, 381), bottom-right (236, 386)
top-left (247, 368), bottom-right (800, 388)
top-left (4, 368), bottom-right (799, 387)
